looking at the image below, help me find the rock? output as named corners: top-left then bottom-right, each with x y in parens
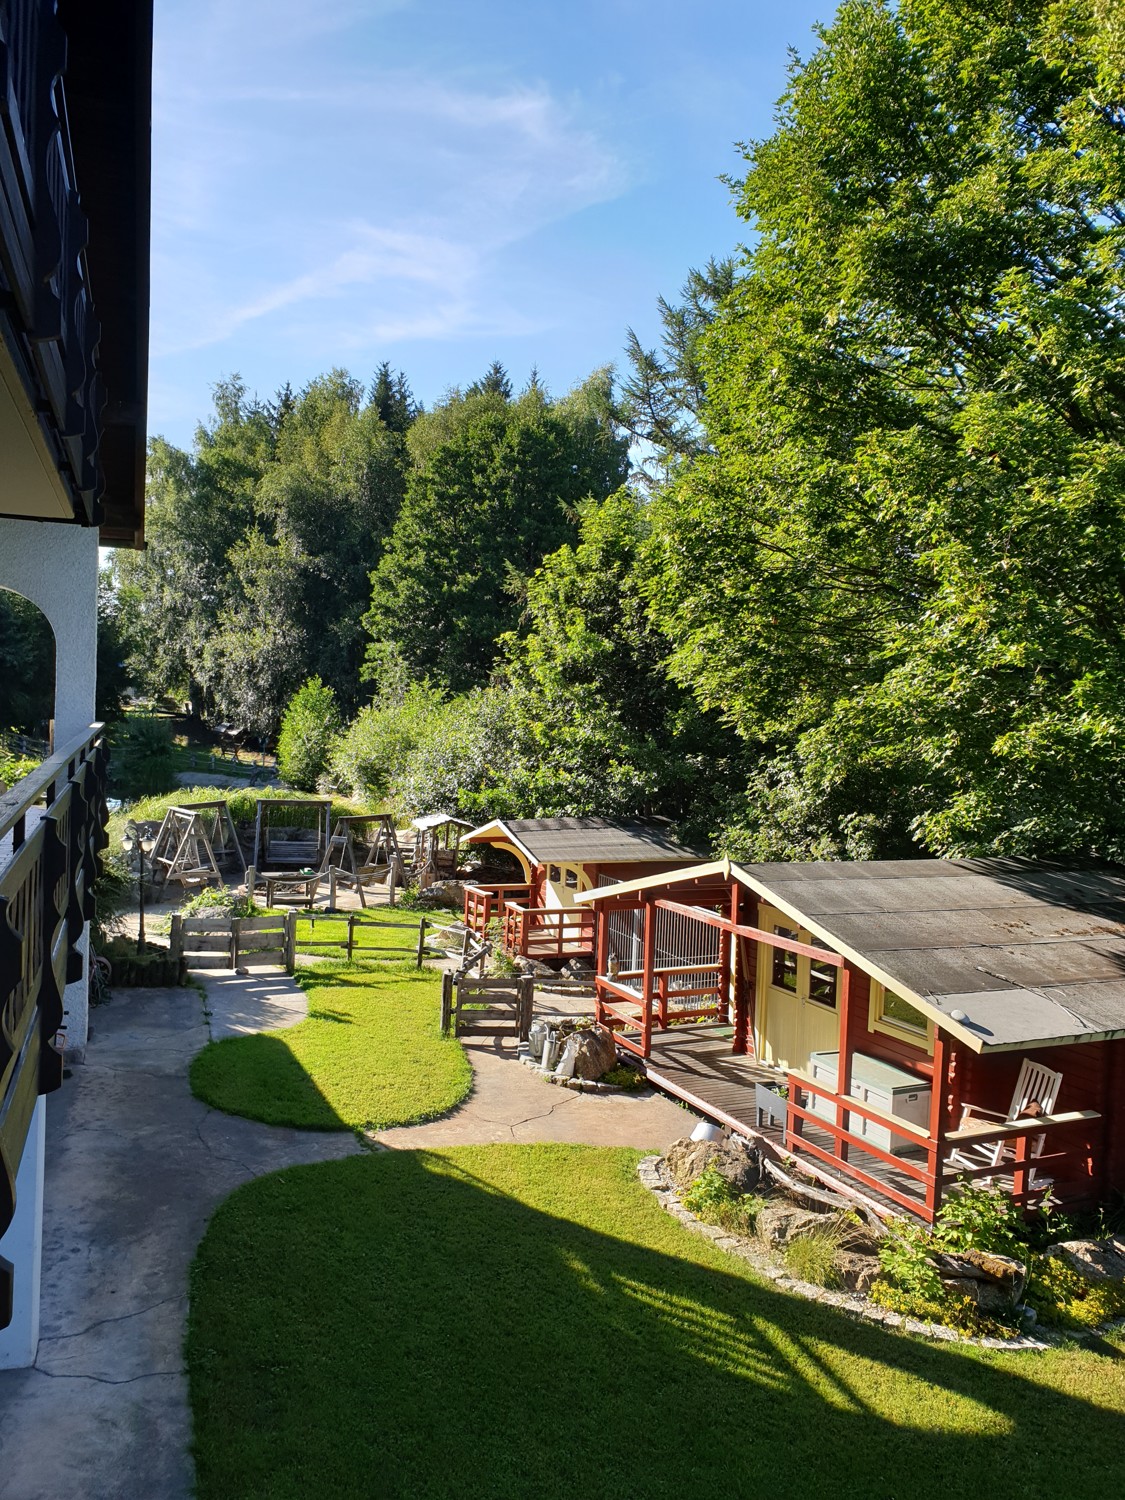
top-left (517, 957), bottom-right (556, 978)
top-left (413, 880), bottom-right (467, 911)
top-left (562, 1025), bottom-right (618, 1081)
top-left (755, 1204), bottom-right (832, 1248)
top-left (1046, 1236), bottom-right (1125, 1284)
top-left (936, 1248), bottom-right (1027, 1310)
top-left (835, 1251), bottom-right (881, 1294)
top-left (664, 1135), bottom-right (763, 1195)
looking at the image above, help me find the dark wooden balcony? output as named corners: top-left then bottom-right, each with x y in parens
top-left (0, 722), bottom-right (107, 1326)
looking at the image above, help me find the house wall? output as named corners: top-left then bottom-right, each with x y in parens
top-left (0, 519), bottom-right (98, 1064)
top-left (955, 1037), bottom-right (1125, 1202)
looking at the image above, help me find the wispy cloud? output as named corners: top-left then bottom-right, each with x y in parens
top-left (150, 2), bottom-right (629, 365)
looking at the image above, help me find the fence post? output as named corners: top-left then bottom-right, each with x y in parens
top-left (285, 910), bottom-right (297, 974)
top-left (329, 864), bottom-right (338, 912)
top-left (454, 974), bottom-right (463, 1036)
top-left (416, 916), bottom-right (427, 969)
top-left (246, 865), bottom-right (257, 904)
top-left (440, 970), bottom-right (453, 1035)
top-left (388, 861), bottom-right (397, 907)
top-left (230, 918), bottom-right (241, 969)
top-left (518, 975), bottom-right (534, 1042)
top-left (347, 913), bottom-right (356, 963)
top-left (169, 915), bottom-right (183, 963)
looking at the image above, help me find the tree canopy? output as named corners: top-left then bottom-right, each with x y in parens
top-left (363, 370), bottom-right (628, 693)
top-left (648, 0), bottom-right (1125, 860)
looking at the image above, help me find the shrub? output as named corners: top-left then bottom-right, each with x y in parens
top-left (91, 848), bottom-right (133, 948)
top-left (601, 1064), bottom-right (646, 1091)
top-left (868, 1281), bottom-right (985, 1333)
top-left (326, 682), bottom-right (446, 803)
top-left (783, 1228), bottom-right (845, 1289)
top-left (277, 678), bottom-right (341, 791)
top-left (179, 886), bottom-right (255, 920)
top-left (681, 1165), bottom-right (765, 1237)
top-left (109, 715), bottom-right (178, 800)
top-left (0, 741), bottom-right (38, 788)
top-left (1025, 1253), bottom-right (1125, 1331)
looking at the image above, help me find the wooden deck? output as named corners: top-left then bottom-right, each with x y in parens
top-left (641, 1022), bottom-right (942, 1219)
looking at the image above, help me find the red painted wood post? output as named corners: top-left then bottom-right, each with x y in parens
top-left (718, 883), bottom-right (737, 1026)
top-left (595, 904), bottom-right (609, 1026)
top-left (835, 964), bottom-right (852, 1162)
top-left (641, 896), bottom-right (656, 1056)
top-left (925, 1032), bottom-right (947, 1222)
top-left (1013, 1130), bottom-right (1031, 1213)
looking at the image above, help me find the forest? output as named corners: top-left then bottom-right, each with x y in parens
top-left (26, 0), bottom-right (1125, 859)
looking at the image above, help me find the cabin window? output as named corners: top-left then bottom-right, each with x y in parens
top-left (870, 980), bottom-right (932, 1049)
top-left (771, 926), bottom-right (799, 991)
top-left (548, 865), bottom-right (562, 883)
top-left (808, 948), bottom-right (838, 1009)
top-left (564, 868), bottom-right (578, 890)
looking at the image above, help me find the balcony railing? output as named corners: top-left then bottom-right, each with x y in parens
top-left (501, 903), bottom-right (595, 959)
top-left (785, 1068), bottom-right (1100, 1222)
top-left (0, 0), bottom-right (104, 522)
top-left (0, 723), bottom-right (107, 1326)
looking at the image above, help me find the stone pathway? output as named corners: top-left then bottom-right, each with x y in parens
top-left (375, 1036), bottom-right (690, 1149)
top-left (0, 957), bottom-right (694, 1498)
top-left (0, 979), bottom-right (360, 1500)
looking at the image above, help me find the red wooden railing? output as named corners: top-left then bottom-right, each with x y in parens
top-left (501, 903), bottom-right (595, 959)
top-left (595, 962), bottom-right (725, 1057)
top-left (462, 884), bottom-right (530, 938)
top-left (785, 1070), bottom-right (1100, 1222)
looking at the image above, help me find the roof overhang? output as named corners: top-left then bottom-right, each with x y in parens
top-left (578, 860), bottom-right (1124, 1055)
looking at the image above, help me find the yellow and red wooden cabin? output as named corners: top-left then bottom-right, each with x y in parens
top-left (462, 817), bottom-right (701, 964)
top-left (575, 858), bottom-right (1125, 1223)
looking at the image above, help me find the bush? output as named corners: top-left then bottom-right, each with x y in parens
top-left (681, 1165), bottom-right (765, 1237)
top-left (102, 936), bottom-right (186, 988)
top-left (179, 886), bottom-right (255, 920)
top-left (0, 740), bottom-right (38, 788)
top-left (874, 1182), bottom-right (1030, 1330)
top-left (277, 678), bottom-right (341, 791)
top-left (601, 1064), bottom-right (646, 1091)
top-left (1025, 1253), bottom-right (1125, 1331)
top-left (783, 1227), bottom-right (846, 1289)
top-left (326, 682), bottom-right (446, 803)
top-left (92, 848), bottom-right (133, 948)
top-left (109, 715), bottom-right (178, 800)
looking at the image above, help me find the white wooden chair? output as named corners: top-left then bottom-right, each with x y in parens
top-left (948, 1058), bottom-right (1063, 1189)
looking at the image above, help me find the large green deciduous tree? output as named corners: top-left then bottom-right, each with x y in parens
top-left (115, 371), bottom-right (411, 735)
top-left (648, 0), bottom-right (1125, 860)
top-left (364, 370), bottom-right (628, 692)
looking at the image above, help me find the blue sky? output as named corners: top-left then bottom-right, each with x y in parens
top-left (150, 0), bottom-right (835, 446)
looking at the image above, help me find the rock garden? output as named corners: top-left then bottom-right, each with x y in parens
top-left (648, 1132), bottom-right (1125, 1346)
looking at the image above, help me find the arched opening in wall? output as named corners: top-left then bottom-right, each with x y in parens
top-left (0, 587), bottom-right (56, 784)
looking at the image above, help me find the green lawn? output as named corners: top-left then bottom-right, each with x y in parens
top-left (188, 1145), bottom-right (1125, 1500)
top-left (292, 907), bottom-right (428, 962)
top-left (189, 962), bottom-right (470, 1131)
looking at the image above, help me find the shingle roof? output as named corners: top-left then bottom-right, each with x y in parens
top-left (579, 856), bottom-right (1125, 1051)
top-left (743, 857), bottom-right (1125, 1049)
top-left (465, 816), bottom-right (702, 865)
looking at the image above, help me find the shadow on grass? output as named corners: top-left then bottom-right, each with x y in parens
top-left (190, 1033), bottom-right (348, 1130)
top-left (189, 1146), bottom-right (1125, 1500)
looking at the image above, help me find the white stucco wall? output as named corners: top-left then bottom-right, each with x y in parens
top-left (0, 517), bottom-right (98, 1062)
top-left (0, 1097), bottom-right (45, 1369)
top-left (0, 517), bottom-right (98, 742)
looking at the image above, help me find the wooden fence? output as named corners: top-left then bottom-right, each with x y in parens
top-left (170, 910), bottom-right (432, 973)
top-left (441, 972), bottom-right (534, 1041)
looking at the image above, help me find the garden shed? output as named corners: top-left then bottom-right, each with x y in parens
top-left (576, 857), bottom-right (1125, 1223)
top-left (462, 816), bottom-right (701, 962)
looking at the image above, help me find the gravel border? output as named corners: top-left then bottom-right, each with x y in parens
top-left (637, 1155), bottom-right (1052, 1352)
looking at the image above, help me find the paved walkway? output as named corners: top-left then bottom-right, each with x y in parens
top-left (376, 1036), bottom-right (690, 1148)
top-left (0, 976), bottom-right (360, 1500)
top-left (0, 961), bottom-right (693, 1498)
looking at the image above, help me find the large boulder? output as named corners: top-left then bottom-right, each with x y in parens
top-left (836, 1250), bottom-right (881, 1294)
top-left (563, 1025), bottom-right (618, 1081)
top-left (664, 1135), bottom-right (763, 1196)
top-left (1046, 1236), bottom-right (1125, 1284)
top-left (755, 1204), bottom-right (831, 1248)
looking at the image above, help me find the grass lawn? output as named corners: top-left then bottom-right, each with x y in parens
top-left (293, 906), bottom-right (429, 962)
top-left (189, 961), bottom-right (470, 1131)
top-left (188, 1146), bottom-right (1125, 1500)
